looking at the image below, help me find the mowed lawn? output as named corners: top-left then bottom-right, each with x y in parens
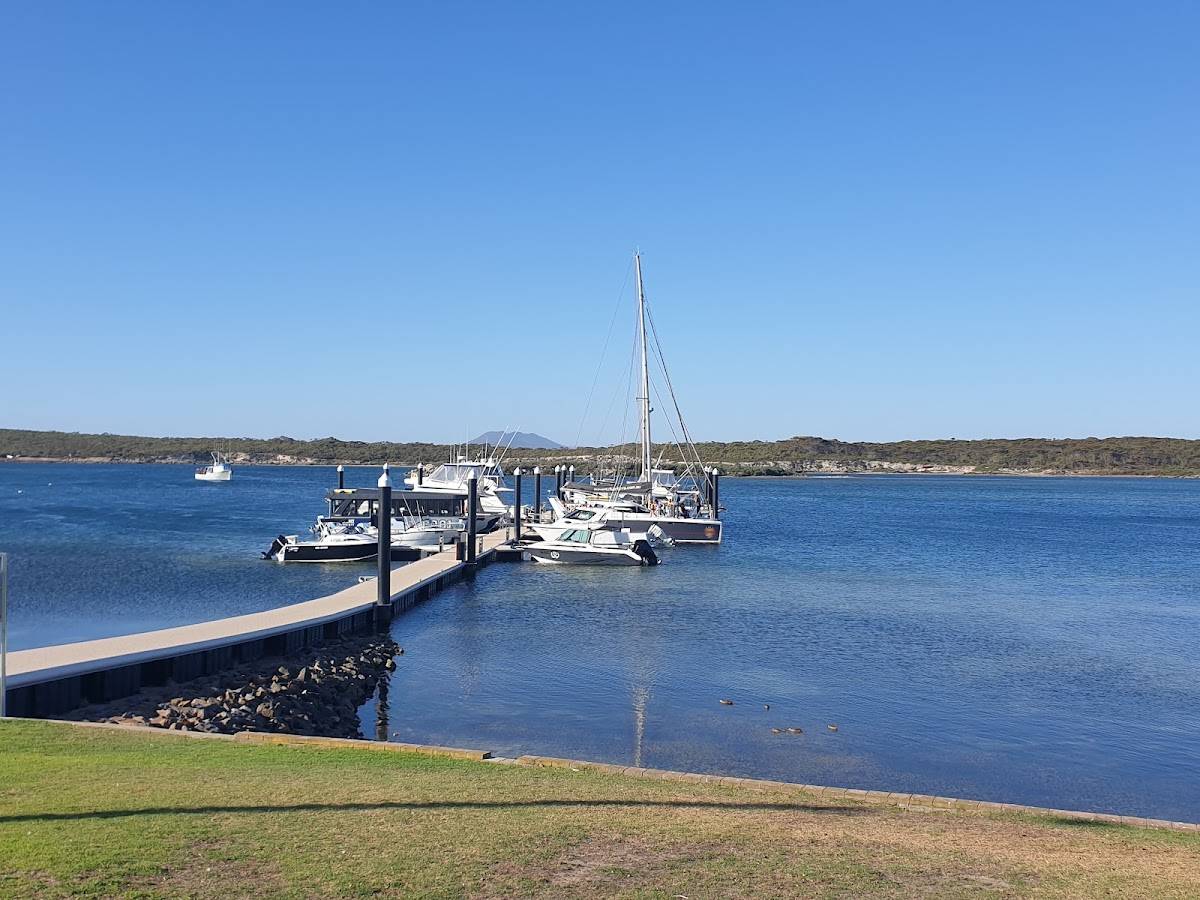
top-left (1, 720), bottom-right (1197, 899)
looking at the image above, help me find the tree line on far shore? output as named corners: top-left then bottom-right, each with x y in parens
top-left (3, 428), bottom-right (1199, 476)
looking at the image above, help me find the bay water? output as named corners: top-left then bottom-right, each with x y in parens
top-left (2, 464), bottom-right (1197, 820)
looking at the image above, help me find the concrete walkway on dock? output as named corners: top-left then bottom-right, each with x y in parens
top-left (7, 530), bottom-right (510, 691)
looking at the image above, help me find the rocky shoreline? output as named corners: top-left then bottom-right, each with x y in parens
top-left (63, 635), bottom-right (400, 738)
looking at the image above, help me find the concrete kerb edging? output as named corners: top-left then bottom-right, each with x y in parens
top-left (514, 755), bottom-right (1200, 834)
top-left (10, 719), bottom-right (1198, 833)
top-left (4, 717), bottom-right (490, 761)
top-left (233, 730), bottom-right (492, 761)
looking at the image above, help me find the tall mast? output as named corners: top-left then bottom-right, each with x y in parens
top-left (635, 251), bottom-right (652, 484)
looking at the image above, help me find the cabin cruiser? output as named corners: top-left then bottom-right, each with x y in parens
top-left (195, 452), bottom-right (232, 482)
top-left (527, 498), bottom-right (621, 541)
top-left (361, 516), bottom-right (464, 549)
top-left (404, 459), bottom-right (512, 519)
top-left (527, 527), bottom-right (659, 567)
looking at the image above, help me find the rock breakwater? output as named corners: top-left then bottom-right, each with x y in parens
top-left (64, 635), bottom-right (400, 738)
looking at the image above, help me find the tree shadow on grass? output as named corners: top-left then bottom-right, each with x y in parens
top-left (2, 798), bottom-right (874, 824)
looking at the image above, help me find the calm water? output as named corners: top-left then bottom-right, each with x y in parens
top-left (0, 464), bottom-right (381, 648)
top-left (3, 465), bottom-right (1199, 820)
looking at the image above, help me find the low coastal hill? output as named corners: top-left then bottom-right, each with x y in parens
top-left (2, 428), bottom-right (1199, 476)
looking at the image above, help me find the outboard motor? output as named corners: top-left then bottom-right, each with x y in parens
top-left (262, 534), bottom-right (288, 561)
top-left (647, 524), bottom-right (674, 546)
top-left (632, 539), bottom-right (659, 566)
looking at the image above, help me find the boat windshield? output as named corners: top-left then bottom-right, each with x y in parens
top-left (558, 529), bottom-right (592, 543)
top-left (590, 531), bottom-right (629, 547)
top-left (426, 462), bottom-right (504, 483)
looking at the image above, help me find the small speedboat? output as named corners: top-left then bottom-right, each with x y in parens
top-left (263, 523), bottom-right (376, 563)
top-left (527, 527), bottom-right (659, 567)
top-left (195, 452), bottom-right (232, 482)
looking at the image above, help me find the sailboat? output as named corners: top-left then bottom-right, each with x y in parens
top-left (555, 253), bottom-right (723, 544)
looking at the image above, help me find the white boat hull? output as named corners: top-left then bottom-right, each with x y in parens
top-left (528, 514), bottom-right (719, 544)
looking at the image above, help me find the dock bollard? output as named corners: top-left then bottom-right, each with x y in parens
top-left (533, 467), bottom-right (542, 521)
top-left (416, 463), bottom-right (423, 486)
top-left (513, 467), bottom-right (522, 543)
top-left (712, 468), bottom-right (720, 519)
top-left (337, 464), bottom-right (345, 490)
top-left (554, 465), bottom-right (562, 501)
top-left (377, 465), bottom-right (392, 606)
top-left (466, 476), bottom-right (478, 566)
top-left (568, 465), bottom-right (575, 494)
top-left (703, 466), bottom-right (712, 509)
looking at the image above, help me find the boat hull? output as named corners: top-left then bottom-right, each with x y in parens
top-left (274, 540), bottom-right (377, 563)
top-left (528, 547), bottom-right (646, 566)
top-left (529, 515), bottom-right (721, 544)
top-left (637, 516), bottom-right (722, 544)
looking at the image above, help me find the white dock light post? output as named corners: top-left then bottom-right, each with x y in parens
top-left (568, 465), bottom-right (575, 492)
top-left (553, 465), bottom-right (561, 500)
top-left (376, 465), bottom-right (392, 607)
top-left (533, 467), bottom-right (542, 520)
top-left (712, 468), bottom-right (720, 520)
top-left (336, 464), bottom-right (345, 490)
top-left (703, 466), bottom-right (713, 510)
top-left (416, 463), bottom-right (424, 486)
top-left (1, 553), bottom-right (7, 718)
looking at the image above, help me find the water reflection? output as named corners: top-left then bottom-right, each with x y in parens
top-left (374, 672), bottom-right (390, 741)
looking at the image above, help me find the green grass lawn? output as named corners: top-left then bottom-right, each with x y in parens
top-left (1, 719), bottom-right (1197, 899)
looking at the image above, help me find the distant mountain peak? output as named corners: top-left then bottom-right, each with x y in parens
top-left (469, 431), bottom-right (564, 450)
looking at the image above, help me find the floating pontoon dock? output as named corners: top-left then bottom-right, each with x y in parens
top-left (3, 530), bottom-right (510, 718)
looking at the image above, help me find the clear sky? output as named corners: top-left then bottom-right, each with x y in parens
top-left (2, 2), bottom-right (1197, 444)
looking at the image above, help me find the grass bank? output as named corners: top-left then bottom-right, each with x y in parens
top-left (1, 720), bottom-right (1197, 898)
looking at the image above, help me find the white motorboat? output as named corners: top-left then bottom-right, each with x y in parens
top-left (263, 514), bottom-right (466, 563)
top-left (364, 516), bottom-right (465, 549)
top-left (404, 457), bottom-right (513, 519)
top-left (527, 527), bottom-right (659, 566)
top-left (195, 452), bottom-right (232, 482)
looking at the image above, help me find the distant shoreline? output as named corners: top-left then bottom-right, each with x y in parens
top-left (2, 457), bottom-right (1195, 478)
top-left (5, 428), bottom-right (1200, 478)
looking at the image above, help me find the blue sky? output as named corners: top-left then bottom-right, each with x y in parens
top-left (2, 2), bottom-right (1197, 443)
